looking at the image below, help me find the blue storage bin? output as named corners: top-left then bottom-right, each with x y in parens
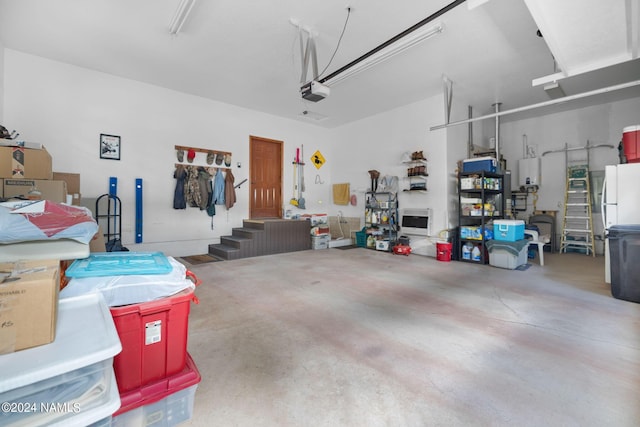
top-left (65, 252), bottom-right (173, 278)
top-left (462, 157), bottom-right (497, 173)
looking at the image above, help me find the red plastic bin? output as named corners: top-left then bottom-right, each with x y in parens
top-left (113, 352), bottom-right (201, 418)
top-left (623, 125), bottom-right (640, 163)
top-left (110, 286), bottom-right (197, 393)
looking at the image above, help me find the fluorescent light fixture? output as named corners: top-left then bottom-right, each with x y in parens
top-left (169, 0), bottom-right (197, 35)
top-left (323, 22), bottom-right (444, 87)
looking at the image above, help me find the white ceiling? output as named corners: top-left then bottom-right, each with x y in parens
top-left (0, 0), bottom-right (638, 128)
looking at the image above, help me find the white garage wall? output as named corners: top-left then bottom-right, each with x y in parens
top-left (329, 95), bottom-right (451, 236)
top-left (13, 46), bottom-right (635, 258)
top-left (3, 49), bottom-right (334, 256)
top-left (493, 97), bottom-right (640, 247)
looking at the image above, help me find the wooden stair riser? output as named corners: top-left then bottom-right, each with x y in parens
top-left (208, 219), bottom-right (311, 260)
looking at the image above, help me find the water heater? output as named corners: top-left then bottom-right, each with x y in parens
top-left (518, 157), bottom-right (540, 187)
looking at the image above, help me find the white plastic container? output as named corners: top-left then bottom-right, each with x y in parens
top-left (0, 294), bottom-right (122, 427)
top-left (471, 245), bottom-right (481, 262)
top-left (112, 384), bottom-right (198, 427)
top-left (312, 234), bottom-right (330, 250)
top-left (462, 242), bottom-right (472, 260)
top-left (489, 246), bottom-right (528, 269)
top-left (375, 240), bottom-right (390, 251)
top-left (60, 256), bottom-right (194, 307)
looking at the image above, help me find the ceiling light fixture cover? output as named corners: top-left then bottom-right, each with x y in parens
top-left (323, 22), bottom-right (444, 87)
top-left (169, 0), bottom-right (197, 35)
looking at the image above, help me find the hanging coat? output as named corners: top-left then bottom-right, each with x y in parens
top-left (206, 176), bottom-right (216, 217)
top-left (173, 165), bottom-right (187, 209)
top-left (185, 165), bottom-right (201, 208)
top-left (197, 167), bottom-right (212, 210)
top-left (213, 168), bottom-right (225, 205)
top-left (225, 168), bottom-right (236, 209)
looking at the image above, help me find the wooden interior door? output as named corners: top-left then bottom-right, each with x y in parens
top-left (250, 136), bottom-right (283, 219)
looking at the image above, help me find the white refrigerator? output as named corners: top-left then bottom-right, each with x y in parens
top-left (602, 163), bottom-right (640, 283)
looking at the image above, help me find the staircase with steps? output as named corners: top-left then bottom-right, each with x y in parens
top-left (208, 219), bottom-right (311, 260)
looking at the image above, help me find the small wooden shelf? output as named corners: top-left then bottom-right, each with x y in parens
top-left (174, 163), bottom-right (231, 169)
top-left (174, 145), bottom-right (231, 156)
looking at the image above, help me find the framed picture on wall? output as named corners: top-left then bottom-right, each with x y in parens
top-left (100, 134), bottom-right (121, 160)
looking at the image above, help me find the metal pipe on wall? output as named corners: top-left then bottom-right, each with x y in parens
top-left (496, 103), bottom-right (500, 157)
top-left (429, 79), bottom-right (640, 131)
top-left (468, 105), bottom-right (473, 158)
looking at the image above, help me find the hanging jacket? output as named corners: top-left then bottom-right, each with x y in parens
top-left (197, 167), bottom-right (212, 210)
top-left (213, 168), bottom-right (225, 205)
top-left (206, 176), bottom-right (216, 217)
top-left (185, 165), bottom-right (201, 208)
top-left (173, 165), bottom-right (187, 209)
top-left (225, 168), bottom-right (236, 209)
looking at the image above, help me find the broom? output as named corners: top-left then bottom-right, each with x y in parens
top-left (290, 160), bottom-right (298, 206)
top-left (298, 144), bottom-right (306, 209)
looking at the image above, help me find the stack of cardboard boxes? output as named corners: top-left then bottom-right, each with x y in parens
top-left (0, 142), bottom-right (123, 425)
top-left (0, 141), bottom-right (81, 205)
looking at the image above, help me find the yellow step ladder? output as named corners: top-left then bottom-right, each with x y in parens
top-left (560, 165), bottom-right (595, 256)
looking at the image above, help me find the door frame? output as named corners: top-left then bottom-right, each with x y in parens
top-left (249, 135), bottom-right (284, 219)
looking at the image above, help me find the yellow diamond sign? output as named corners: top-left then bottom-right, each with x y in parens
top-left (311, 150), bottom-right (325, 169)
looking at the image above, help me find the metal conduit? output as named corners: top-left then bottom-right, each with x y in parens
top-left (318, 0), bottom-right (466, 85)
top-left (430, 79), bottom-right (640, 131)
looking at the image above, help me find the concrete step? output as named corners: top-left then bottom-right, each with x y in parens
top-left (221, 235), bottom-right (255, 258)
top-left (208, 243), bottom-right (241, 260)
top-left (207, 219), bottom-right (310, 261)
top-left (232, 227), bottom-right (265, 256)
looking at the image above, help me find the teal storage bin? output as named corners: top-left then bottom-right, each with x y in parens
top-left (493, 220), bottom-right (524, 242)
top-left (65, 252), bottom-right (173, 278)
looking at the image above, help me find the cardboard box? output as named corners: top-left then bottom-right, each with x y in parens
top-left (3, 179), bottom-right (67, 203)
top-left (0, 146), bottom-right (53, 180)
top-left (301, 213), bottom-right (328, 226)
top-left (53, 172), bottom-right (81, 206)
top-left (0, 259), bottom-right (60, 354)
top-left (0, 138), bottom-right (44, 150)
top-left (89, 226), bottom-right (106, 253)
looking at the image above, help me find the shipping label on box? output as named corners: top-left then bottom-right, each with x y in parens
top-left (0, 259), bottom-right (60, 354)
top-left (0, 146), bottom-right (53, 180)
top-left (3, 179), bottom-right (67, 203)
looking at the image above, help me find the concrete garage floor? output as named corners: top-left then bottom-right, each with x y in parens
top-left (182, 249), bottom-right (640, 427)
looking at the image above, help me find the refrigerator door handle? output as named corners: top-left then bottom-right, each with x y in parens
top-left (601, 176), bottom-right (607, 231)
